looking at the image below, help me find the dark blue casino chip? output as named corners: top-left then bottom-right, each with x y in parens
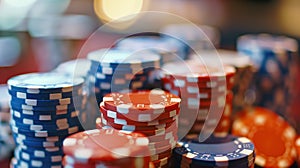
top-left (172, 135), bottom-right (255, 168)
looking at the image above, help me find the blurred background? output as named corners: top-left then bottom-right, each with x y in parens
top-left (1, 0), bottom-right (300, 84)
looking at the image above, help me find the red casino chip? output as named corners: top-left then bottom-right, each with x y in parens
top-left (99, 108), bottom-right (178, 127)
top-left (100, 102), bottom-right (180, 122)
top-left (102, 117), bottom-right (178, 137)
top-left (63, 129), bottom-right (151, 162)
top-left (102, 90), bottom-right (181, 116)
top-left (232, 107), bottom-right (297, 168)
top-left (100, 115), bottom-right (175, 131)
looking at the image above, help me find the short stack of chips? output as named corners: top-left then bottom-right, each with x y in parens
top-left (115, 35), bottom-right (189, 65)
top-left (232, 107), bottom-right (297, 167)
top-left (170, 134), bottom-right (255, 168)
top-left (63, 129), bottom-right (151, 168)
top-left (237, 34), bottom-right (299, 119)
top-left (0, 84), bottom-right (15, 161)
top-left (87, 48), bottom-right (161, 104)
top-left (99, 90), bottom-right (181, 168)
top-left (8, 72), bottom-right (87, 168)
top-left (161, 60), bottom-right (236, 137)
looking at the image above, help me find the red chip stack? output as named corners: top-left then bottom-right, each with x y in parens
top-left (98, 90), bottom-right (181, 168)
top-left (63, 129), bottom-right (151, 168)
top-left (161, 60), bottom-right (235, 137)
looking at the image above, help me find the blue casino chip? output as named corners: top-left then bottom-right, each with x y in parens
top-left (171, 135), bottom-right (255, 168)
top-left (10, 101), bottom-right (85, 112)
top-left (8, 89), bottom-right (83, 100)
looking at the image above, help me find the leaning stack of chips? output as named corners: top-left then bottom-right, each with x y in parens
top-left (8, 72), bottom-right (87, 167)
top-left (237, 34), bottom-right (299, 119)
top-left (232, 107), bottom-right (297, 168)
top-left (161, 60), bottom-right (236, 137)
top-left (170, 134), bottom-right (255, 168)
top-left (0, 85), bottom-right (15, 161)
top-left (63, 129), bottom-right (151, 168)
top-left (87, 48), bottom-right (161, 104)
top-left (99, 90), bottom-right (181, 168)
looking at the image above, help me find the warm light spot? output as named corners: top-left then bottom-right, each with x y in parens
top-left (94, 0), bottom-right (144, 24)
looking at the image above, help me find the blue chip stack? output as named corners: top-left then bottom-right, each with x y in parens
top-left (87, 48), bottom-right (161, 104)
top-left (0, 84), bottom-right (15, 161)
top-left (115, 35), bottom-right (189, 65)
top-left (237, 34), bottom-right (298, 118)
top-left (8, 72), bottom-right (87, 168)
top-left (171, 134), bottom-right (255, 168)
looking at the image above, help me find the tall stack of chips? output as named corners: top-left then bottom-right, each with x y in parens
top-left (0, 85), bottom-right (14, 161)
top-left (170, 134), bottom-right (255, 168)
top-left (99, 90), bottom-right (181, 168)
top-left (8, 72), bottom-right (87, 167)
top-left (237, 34), bottom-right (299, 119)
top-left (161, 60), bottom-right (235, 137)
top-left (87, 48), bottom-right (161, 104)
top-left (63, 129), bottom-right (151, 168)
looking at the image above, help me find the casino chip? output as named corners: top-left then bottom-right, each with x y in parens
top-left (171, 134), bottom-right (255, 168)
top-left (99, 90), bottom-right (181, 167)
top-left (8, 72), bottom-right (87, 168)
top-left (161, 60), bottom-right (235, 138)
top-left (232, 107), bottom-right (297, 168)
top-left (63, 129), bottom-right (151, 168)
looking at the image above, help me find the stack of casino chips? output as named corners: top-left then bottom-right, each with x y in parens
top-left (161, 60), bottom-right (235, 137)
top-left (189, 49), bottom-right (255, 115)
top-left (0, 85), bottom-right (15, 161)
top-left (87, 48), bottom-right (161, 104)
top-left (63, 129), bottom-right (151, 168)
top-left (232, 107), bottom-right (297, 168)
top-left (237, 34), bottom-right (299, 119)
top-left (98, 90), bottom-right (181, 168)
top-left (8, 72), bottom-right (87, 168)
top-left (170, 134), bottom-right (255, 168)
